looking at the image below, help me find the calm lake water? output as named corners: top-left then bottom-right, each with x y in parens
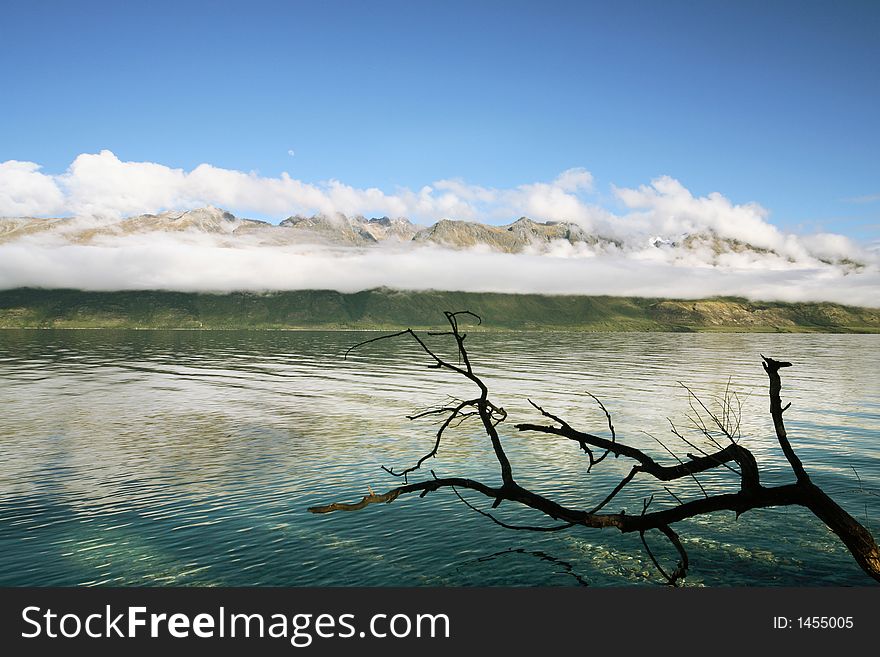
top-left (0, 329), bottom-right (878, 587)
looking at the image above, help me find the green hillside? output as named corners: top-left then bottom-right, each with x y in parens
top-left (0, 287), bottom-right (878, 332)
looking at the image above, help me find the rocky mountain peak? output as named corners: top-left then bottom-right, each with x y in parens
top-left (0, 207), bottom-right (860, 270)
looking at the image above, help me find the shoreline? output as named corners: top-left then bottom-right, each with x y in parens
top-left (1, 326), bottom-right (879, 334)
top-left (1, 287), bottom-right (878, 334)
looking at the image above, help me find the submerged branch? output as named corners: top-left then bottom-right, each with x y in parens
top-left (309, 313), bottom-right (880, 585)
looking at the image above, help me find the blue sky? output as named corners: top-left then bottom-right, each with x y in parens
top-left (1, 0), bottom-right (878, 240)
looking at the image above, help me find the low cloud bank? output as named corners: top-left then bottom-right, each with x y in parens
top-left (0, 235), bottom-right (876, 306)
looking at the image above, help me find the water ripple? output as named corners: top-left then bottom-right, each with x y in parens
top-left (0, 329), bottom-right (877, 586)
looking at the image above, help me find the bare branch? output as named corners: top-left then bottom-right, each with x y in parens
top-left (590, 467), bottom-right (638, 514)
top-left (309, 313), bottom-right (880, 584)
top-left (647, 430), bottom-right (709, 499)
top-left (384, 397), bottom-right (480, 481)
top-left (450, 485), bottom-right (575, 532)
top-left (761, 355), bottom-right (807, 481)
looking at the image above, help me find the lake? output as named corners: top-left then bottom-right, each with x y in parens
top-left (0, 329), bottom-right (878, 586)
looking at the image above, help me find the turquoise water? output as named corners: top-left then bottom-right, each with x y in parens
top-left (0, 329), bottom-right (878, 586)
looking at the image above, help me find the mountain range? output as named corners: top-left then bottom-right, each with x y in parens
top-left (0, 206), bottom-right (861, 269)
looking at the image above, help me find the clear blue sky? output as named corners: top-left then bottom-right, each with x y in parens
top-left (1, 0), bottom-right (877, 239)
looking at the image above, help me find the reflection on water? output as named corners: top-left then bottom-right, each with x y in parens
top-left (0, 329), bottom-right (878, 586)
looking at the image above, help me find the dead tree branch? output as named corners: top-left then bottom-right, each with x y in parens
top-left (310, 313), bottom-right (880, 585)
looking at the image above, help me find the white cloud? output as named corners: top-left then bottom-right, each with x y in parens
top-left (0, 160), bottom-right (66, 217)
top-left (0, 235), bottom-right (876, 306)
top-left (0, 151), bottom-right (877, 305)
top-left (61, 151), bottom-right (190, 218)
top-left (553, 167), bottom-right (594, 192)
top-left (1, 151), bottom-right (861, 266)
top-left (612, 175), bottom-right (785, 251)
top-left (0, 151), bottom-right (602, 226)
top-left (799, 233), bottom-right (864, 263)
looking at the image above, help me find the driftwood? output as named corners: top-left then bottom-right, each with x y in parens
top-left (309, 311), bottom-right (880, 585)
